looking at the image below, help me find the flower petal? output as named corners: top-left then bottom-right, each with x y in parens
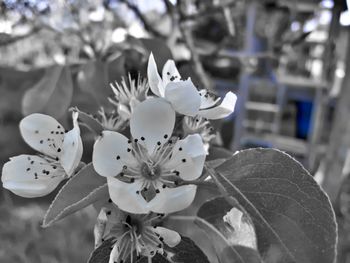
top-left (19, 113), bottom-right (65, 158)
top-left (60, 112), bottom-right (83, 176)
top-left (107, 178), bottom-right (149, 214)
top-left (154, 226), bottom-right (181, 248)
top-left (149, 185), bottom-right (197, 213)
top-left (130, 98), bottom-right (175, 154)
top-left (198, 91), bottom-right (237, 120)
top-left (164, 79), bottom-right (201, 116)
top-left (1, 155), bottom-right (64, 198)
top-left (164, 134), bottom-right (206, 181)
top-left (93, 131), bottom-right (136, 177)
top-left (109, 244), bottom-right (119, 263)
top-left (162, 60), bottom-right (181, 86)
top-left (147, 53), bottom-right (165, 97)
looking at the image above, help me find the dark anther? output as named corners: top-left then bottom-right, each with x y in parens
top-left (155, 189), bottom-right (160, 193)
top-left (179, 147), bottom-right (182, 151)
top-left (127, 148), bottom-right (131, 152)
top-left (141, 137), bottom-right (145, 141)
top-left (128, 140), bottom-right (132, 143)
top-left (157, 141), bottom-right (161, 146)
top-left (116, 155), bottom-right (120, 160)
top-left (182, 159), bottom-right (186, 163)
top-left (134, 139), bottom-right (138, 142)
top-left (57, 148), bottom-right (61, 152)
top-left (130, 178), bottom-right (135, 183)
top-left (108, 198), bottom-right (112, 203)
top-left (40, 140), bottom-right (43, 144)
top-left (126, 215), bottom-right (131, 225)
top-left (107, 211), bottom-right (111, 215)
top-left (164, 134), bottom-right (168, 139)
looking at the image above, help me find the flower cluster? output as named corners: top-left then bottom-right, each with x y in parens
top-left (1, 53), bottom-right (236, 262)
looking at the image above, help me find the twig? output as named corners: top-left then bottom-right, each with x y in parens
top-left (177, 1), bottom-right (213, 91)
top-left (118, 0), bottom-right (165, 38)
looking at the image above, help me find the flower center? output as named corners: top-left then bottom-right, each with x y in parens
top-left (140, 163), bottom-right (161, 180)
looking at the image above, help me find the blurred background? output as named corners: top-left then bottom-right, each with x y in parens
top-left (1, 0), bottom-right (350, 262)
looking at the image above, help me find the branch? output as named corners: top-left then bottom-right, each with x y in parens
top-left (118, 0), bottom-right (165, 38)
top-left (177, 5), bottom-right (213, 91)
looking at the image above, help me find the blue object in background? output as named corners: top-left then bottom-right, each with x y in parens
top-left (296, 100), bottom-right (313, 139)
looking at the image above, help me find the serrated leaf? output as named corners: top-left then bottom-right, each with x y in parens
top-left (88, 236), bottom-right (209, 263)
top-left (22, 65), bottom-right (73, 119)
top-left (43, 163), bottom-right (108, 227)
top-left (210, 148), bottom-right (337, 263)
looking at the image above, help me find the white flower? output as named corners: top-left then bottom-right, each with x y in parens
top-left (147, 53), bottom-right (237, 119)
top-left (93, 98), bottom-right (206, 214)
top-left (97, 107), bottom-right (126, 131)
top-left (182, 116), bottom-right (216, 153)
top-left (1, 112), bottom-right (83, 198)
top-left (95, 207), bottom-right (181, 263)
top-left (109, 74), bottom-right (149, 121)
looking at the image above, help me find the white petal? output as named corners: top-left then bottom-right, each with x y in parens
top-left (19, 113), bottom-right (65, 158)
top-left (162, 60), bottom-right (181, 86)
top-left (107, 178), bottom-right (149, 214)
top-left (117, 104), bottom-right (131, 120)
top-left (93, 131), bottom-right (136, 177)
top-left (1, 155), bottom-right (64, 198)
top-left (109, 244), bottom-right (118, 263)
top-left (60, 112), bottom-right (83, 176)
top-left (147, 53), bottom-right (165, 97)
top-left (149, 185), bottom-right (197, 213)
top-left (164, 134), bottom-right (206, 181)
top-left (154, 226), bottom-right (181, 247)
top-left (130, 98), bottom-right (175, 154)
top-left (198, 91), bottom-right (237, 120)
top-left (164, 79), bottom-right (201, 116)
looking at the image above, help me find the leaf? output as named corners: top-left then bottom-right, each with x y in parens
top-left (140, 38), bottom-right (173, 69)
top-left (210, 148), bottom-right (337, 263)
top-left (43, 163), bottom-right (108, 227)
top-left (196, 197), bottom-right (259, 263)
top-left (107, 54), bottom-right (126, 83)
top-left (22, 65), bottom-right (73, 119)
top-left (220, 246), bottom-right (262, 263)
top-left (207, 146), bottom-right (234, 161)
top-left (88, 238), bottom-right (114, 263)
top-left (77, 60), bottom-right (110, 106)
top-left (164, 236), bottom-right (210, 263)
top-left (197, 197), bottom-right (257, 249)
top-left (73, 107), bottom-right (104, 135)
top-left (88, 236), bottom-right (209, 263)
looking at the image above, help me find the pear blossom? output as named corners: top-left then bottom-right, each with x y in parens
top-left (94, 206), bottom-right (181, 263)
top-left (147, 53), bottom-right (237, 119)
top-left (182, 116), bottom-right (216, 153)
top-left (96, 107), bottom-right (126, 131)
top-left (109, 74), bottom-right (149, 121)
top-left (93, 98), bottom-right (206, 214)
top-left (1, 112), bottom-right (83, 198)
